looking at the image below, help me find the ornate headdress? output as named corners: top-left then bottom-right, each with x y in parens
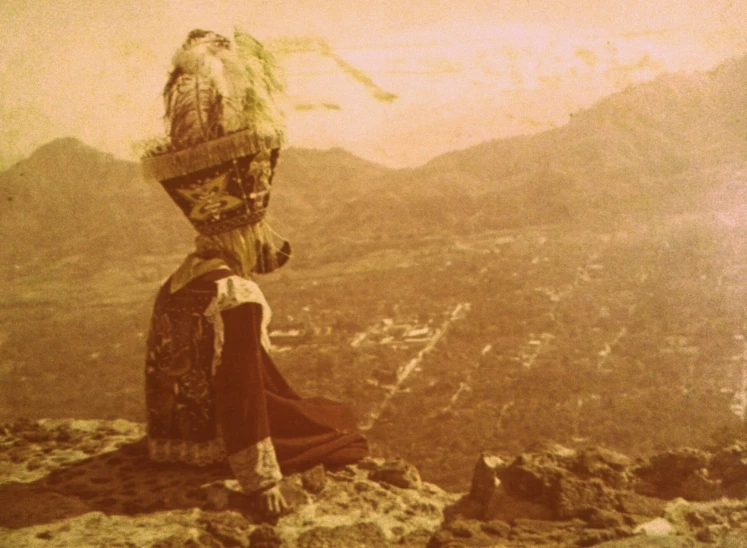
top-left (141, 29), bottom-right (290, 272)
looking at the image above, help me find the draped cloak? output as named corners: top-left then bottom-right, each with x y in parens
top-left (144, 267), bottom-right (369, 493)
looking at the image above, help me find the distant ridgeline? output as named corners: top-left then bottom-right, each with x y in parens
top-left (1, 53), bottom-right (746, 262)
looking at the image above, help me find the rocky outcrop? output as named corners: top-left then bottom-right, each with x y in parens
top-left (3, 419), bottom-right (747, 547)
top-left (430, 442), bottom-right (747, 547)
top-left (0, 419), bottom-right (456, 547)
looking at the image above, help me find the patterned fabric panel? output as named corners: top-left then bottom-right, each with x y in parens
top-left (148, 436), bottom-right (227, 466)
top-left (158, 149), bottom-right (280, 236)
top-left (145, 284), bottom-right (218, 443)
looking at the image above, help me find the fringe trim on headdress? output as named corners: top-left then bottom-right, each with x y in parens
top-left (141, 129), bottom-right (280, 181)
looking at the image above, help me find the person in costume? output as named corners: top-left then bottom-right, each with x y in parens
top-left (141, 29), bottom-right (369, 515)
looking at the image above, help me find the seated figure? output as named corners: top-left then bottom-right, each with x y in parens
top-left (141, 29), bottom-right (369, 515)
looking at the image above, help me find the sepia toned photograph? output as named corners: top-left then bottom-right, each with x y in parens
top-left (1, 1), bottom-right (747, 546)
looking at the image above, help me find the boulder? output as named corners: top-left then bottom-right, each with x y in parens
top-left (634, 448), bottom-right (710, 498)
top-left (499, 447), bottom-right (619, 518)
top-left (467, 453), bottom-right (505, 505)
top-left (482, 485), bottom-right (554, 522)
top-left (551, 475), bottom-right (620, 519)
top-left (499, 452), bottom-right (567, 503)
top-left (709, 442), bottom-right (747, 496)
top-left (300, 465), bottom-right (327, 495)
top-left (679, 469), bottom-right (722, 501)
top-left (368, 458), bottom-right (422, 489)
top-left (572, 447), bottom-right (633, 489)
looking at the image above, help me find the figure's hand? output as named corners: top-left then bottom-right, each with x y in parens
top-left (258, 484), bottom-right (288, 516)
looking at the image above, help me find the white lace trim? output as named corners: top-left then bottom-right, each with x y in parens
top-left (228, 436), bottom-right (283, 493)
top-left (204, 276), bottom-right (272, 372)
top-left (148, 437), bottom-right (227, 466)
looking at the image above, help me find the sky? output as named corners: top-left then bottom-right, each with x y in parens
top-left (1, 0), bottom-right (746, 169)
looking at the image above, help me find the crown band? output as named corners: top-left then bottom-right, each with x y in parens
top-left (141, 129), bottom-right (281, 181)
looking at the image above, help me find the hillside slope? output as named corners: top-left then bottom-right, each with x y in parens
top-left (0, 140), bottom-right (393, 265)
top-left (317, 54), bottom-right (747, 237)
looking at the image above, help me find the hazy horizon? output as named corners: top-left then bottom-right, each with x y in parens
top-left (2, 0), bottom-right (747, 170)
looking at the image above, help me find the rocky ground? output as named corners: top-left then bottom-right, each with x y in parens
top-left (1, 419), bottom-right (747, 547)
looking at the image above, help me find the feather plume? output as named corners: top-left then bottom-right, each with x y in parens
top-left (234, 28), bottom-right (286, 143)
top-left (165, 71), bottom-right (221, 148)
top-left (163, 33), bottom-right (236, 148)
top-left (147, 29), bottom-right (285, 156)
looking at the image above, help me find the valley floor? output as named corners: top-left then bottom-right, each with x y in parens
top-left (1, 212), bottom-right (746, 492)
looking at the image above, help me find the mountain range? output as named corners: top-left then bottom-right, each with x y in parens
top-left (1, 53), bottom-right (746, 266)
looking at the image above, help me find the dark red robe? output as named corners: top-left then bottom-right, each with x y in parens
top-left (145, 268), bottom-right (369, 492)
